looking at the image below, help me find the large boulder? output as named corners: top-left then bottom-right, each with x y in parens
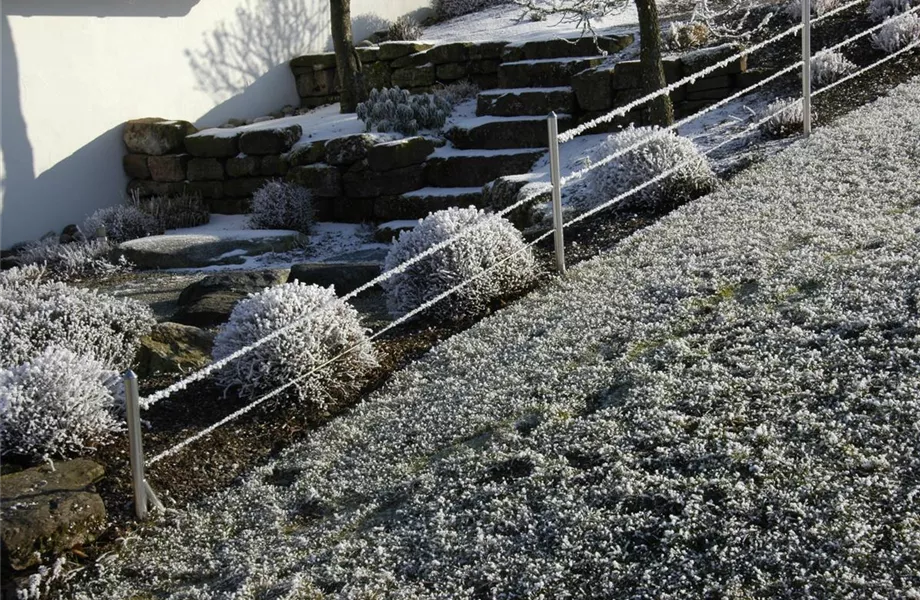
top-left (286, 140), bottom-right (327, 167)
top-left (378, 41), bottom-right (434, 61)
top-left (239, 124), bottom-right (302, 155)
top-left (123, 118), bottom-right (197, 155)
top-left (147, 154), bottom-right (191, 182)
top-left (343, 164), bottom-right (426, 198)
top-left (1, 460), bottom-right (106, 570)
top-left (325, 134), bottom-right (379, 166)
top-left (366, 137), bottom-right (436, 172)
top-left (117, 231), bottom-right (305, 270)
top-left (134, 322), bottom-right (215, 376)
top-left (572, 67), bottom-right (615, 112)
top-left (481, 175), bottom-right (549, 229)
top-left (185, 132), bottom-right (241, 158)
top-left (123, 153), bottom-right (151, 179)
top-left (288, 262), bottom-right (382, 296)
top-left (287, 164), bottom-right (343, 197)
top-left (391, 64), bottom-right (436, 88)
top-left (171, 270), bottom-right (290, 327)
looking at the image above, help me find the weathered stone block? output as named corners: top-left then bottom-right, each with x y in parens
top-left (391, 52), bottom-right (433, 69)
top-left (378, 41), bottom-right (434, 61)
top-left (498, 57), bottom-right (603, 88)
top-left (297, 68), bottom-right (339, 97)
top-left (260, 154), bottom-right (289, 176)
top-left (1, 460), bottom-right (106, 570)
top-left (187, 157), bottom-right (225, 181)
top-left (426, 42), bottom-right (471, 64)
top-left (123, 153), bottom-right (150, 179)
top-left (187, 180), bottom-right (224, 199)
top-left (290, 52), bottom-right (338, 70)
top-left (392, 64), bottom-right (436, 88)
top-left (209, 196), bottom-right (249, 214)
top-left (172, 271), bottom-right (288, 327)
top-left (469, 59), bottom-right (501, 75)
top-left (287, 164), bottom-right (343, 197)
top-left (469, 41), bottom-right (508, 60)
top-left (185, 133), bottom-right (240, 158)
top-left (123, 118), bottom-right (196, 155)
top-left (436, 62), bottom-right (470, 80)
top-left (239, 124), bottom-right (302, 155)
top-left (366, 136), bottom-right (436, 171)
top-left (572, 67), bottom-right (615, 112)
top-left (515, 34), bottom-right (634, 60)
top-left (364, 61), bottom-right (392, 91)
top-left (224, 177), bottom-right (268, 197)
top-left (681, 43), bottom-right (747, 76)
top-left (226, 155), bottom-right (260, 178)
top-left (343, 163), bottom-right (425, 198)
top-left (128, 179), bottom-right (191, 198)
top-left (287, 140), bottom-right (327, 166)
top-left (332, 197), bottom-right (376, 222)
top-left (686, 88), bottom-right (734, 101)
top-left (481, 175), bottom-right (548, 229)
top-left (687, 75), bottom-right (733, 92)
top-left (325, 134), bottom-right (378, 166)
top-left (355, 46), bottom-right (380, 63)
top-left (148, 153), bottom-right (190, 182)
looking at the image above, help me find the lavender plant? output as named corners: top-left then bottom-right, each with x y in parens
top-left (387, 15), bottom-right (423, 40)
top-left (356, 87), bottom-right (453, 135)
top-left (871, 13), bottom-right (920, 52)
top-left (83, 204), bottom-right (162, 243)
top-left (810, 49), bottom-right (856, 87)
top-left (249, 180), bottom-right (313, 234)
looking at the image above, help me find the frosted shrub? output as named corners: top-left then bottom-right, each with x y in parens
top-left (871, 14), bottom-right (920, 52)
top-left (581, 126), bottom-right (717, 212)
top-left (249, 180), bottom-right (313, 234)
top-left (432, 0), bottom-right (509, 20)
top-left (356, 87), bottom-right (452, 135)
top-left (0, 264), bottom-right (46, 288)
top-left (868, 0), bottom-right (916, 21)
top-left (810, 49), bottom-right (856, 87)
top-left (761, 97), bottom-right (814, 137)
top-left (16, 238), bottom-right (128, 280)
top-left (0, 277), bottom-right (155, 370)
top-left (664, 21), bottom-right (711, 50)
top-left (132, 190), bottom-right (210, 230)
top-left (382, 207), bottom-right (537, 322)
top-left (434, 80), bottom-right (480, 105)
top-left (83, 204), bottom-right (161, 243)
top-left (0, 347), bottom-right (122, 459)
top-left (213, 283), bottom-right (377, 405)
top-left (388, 15), bottom-right (423, 41)
top-left (785, 0), bottom-right (842, 19)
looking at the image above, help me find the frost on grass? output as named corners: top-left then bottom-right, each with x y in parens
top-left (71, 77), bottom-right (920, 598)
top-left (578, 126), bottom-right (717, 212)
top-left (0, 272), bottom-right (155, 370)
top-left (810, 49), bottom-right (856, 87)
top-left (249, 180), bottom-right (313, 234)
top-left (212, 282), bottom-right (377, 406)
top-left (871, 13), bottom-right (920, 52)
top-left (868, 0), bottom-right (917, 21)
top-left (15, 238), bottom-right (129, 281)
top-left (382, 207), bottom-right (537, 322)
top-left (760, 97), bottom-right (814, 137)
top-left (0, 347), bottom-right (122, 459)
top-left (83, 204), bottom-right (162, 243)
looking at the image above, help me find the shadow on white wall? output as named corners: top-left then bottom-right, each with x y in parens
top-left (2, 0), bottom-right (201, 17)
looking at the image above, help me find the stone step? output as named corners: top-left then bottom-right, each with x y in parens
top-left (498, 56), bottom-right (605, 89)
top-left (447, 115), bottom-right (573, 150)
top-left (476, 87), bottom-right (576, 117)
top-left (375, 187), bottom-right (484, 221)
top-left (424, 148), bottom-right (546, 188)
top-left (501, 34), bottom-right (634, 62)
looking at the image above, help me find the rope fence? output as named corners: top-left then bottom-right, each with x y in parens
top-left (122, 5), bottom-right (919, 518)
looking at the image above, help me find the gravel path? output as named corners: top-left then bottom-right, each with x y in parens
top-left (73, 76), bottom-right (920, 599)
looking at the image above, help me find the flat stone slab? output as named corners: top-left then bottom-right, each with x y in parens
top-left (118, 230), bottom-right (306, 270)
top-left (1, 460), bottom-right (106, 570)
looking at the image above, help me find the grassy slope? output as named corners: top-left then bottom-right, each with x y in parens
top-left (75, 76), bottom-right (920, 599)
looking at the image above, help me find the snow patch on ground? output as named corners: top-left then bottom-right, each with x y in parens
top-left (190, 104), bottom-right (366, 144)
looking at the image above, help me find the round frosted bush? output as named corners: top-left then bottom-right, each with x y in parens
top-left (871, 14), bottom-right (920, 53)
top-left (581, 126), bottom-right (717, 212)
top-left (0, 347), bottom-right (122, 458)
top-left (868, 0), bottom-right (916, 21)
top-left (249, 180), bottom-right (313, 234)
top-left (760, 97), bottom-right (815, 138)
top-left (212, 282), bottom-right (377, 405)
top-left (0, 276), bottom-right (155, 370)
top-left (382, 207), bottom-right (538, 322)
top-left (810, 50), bottom-right (856, 87)
top-left (83, 204), bottom-right (161, 243)
top-left (387, 15), bottom-right (422, 40)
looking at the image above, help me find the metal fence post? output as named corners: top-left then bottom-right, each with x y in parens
top-left (124, 370), bottom-right (152, 519)
top-left (547, 112), bottom-right (566, 275)
top-left (802, 0), bottom-right (812, 137)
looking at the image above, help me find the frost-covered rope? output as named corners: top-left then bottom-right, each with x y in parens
top-left (561, 5), bottom-right (920, 186)
top-left (557, 0), bottom-right (865, 143)
top-left (148, 230), bottom-right (552, 466)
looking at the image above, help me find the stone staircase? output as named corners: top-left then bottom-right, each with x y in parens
top-left (392, 36), bottom-right (634, 219)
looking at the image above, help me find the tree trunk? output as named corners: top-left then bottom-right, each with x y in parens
top-left (634, 0), bottom-right (674, 127)
top-left (330, 0), bottom-right (364, 113)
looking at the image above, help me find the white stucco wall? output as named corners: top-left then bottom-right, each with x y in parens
top-left (0, 0), bottom-right (428, 249)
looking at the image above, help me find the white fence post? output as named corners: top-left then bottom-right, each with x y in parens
top-left (547, 112), bottom-right (566, 275)
top-left (802, 0), bottom-right (812, 137)
top-left (124, 370), bottom-right (162, 519)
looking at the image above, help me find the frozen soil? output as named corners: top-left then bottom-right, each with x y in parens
top-left (67, 72), bottom-right (920, 598)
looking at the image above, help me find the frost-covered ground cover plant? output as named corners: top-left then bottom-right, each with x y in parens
top-left (249, 180), bottom-right (313, 234)
top-left (579, 126), bottom-right (717, 212)
top-left (70, 77), bottom-right (920, 598)
top-left (760, 97), bottom-right (813, 137)
top-left (0, 268), bottom-right (155, 370)
top-left (356, 87), bottom-right (453, 135)
top-left (868, 0), bottom-right (917, 21)
top-left (872, 13), bottom-right (920, 52)
top-left (434, 79), bottom-right (480, 105)
top-left (387, 15), bottom-right (423, 40)
top-left (382, 207), bottom-right (537, 322)
top-left (810, 49), bottom-right (856, 87)
top-left (663, 20), bottom-right (711, 50)
top-left (0, 347), bottom-right (123, 458)
top-left (212, 282), bottom-right (377, 405)
top-left (83, 204), bottom-right (162, 243)
top-left (14, 238), bottom-right (128, 280)
top-left (785, 0), bottom-right (842, 19)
